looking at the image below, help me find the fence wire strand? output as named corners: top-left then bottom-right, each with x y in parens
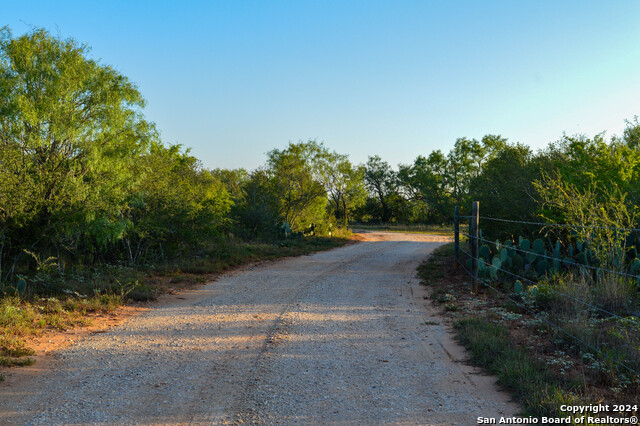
top-left (459, 221), bottom-right (639, 317)
top-left (475, 256), bottom-right (628, 322)
top-left (456, 254), bottom-right (474, 277)
top-left (453, 210), bottom-right (640, 379)
top-left (477, 216), bottom-right (640, 233)
top-left (470, 270), bottom-right (640, 379)
top-left (475, 236), bottom-right (640, 280)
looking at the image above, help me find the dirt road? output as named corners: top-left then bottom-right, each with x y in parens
top-left (0, 231), bottom-right (518, 425)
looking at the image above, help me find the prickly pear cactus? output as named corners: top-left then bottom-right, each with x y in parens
top-left (536, 260), bottom-right (549, 276)
top-left (576, 251), bottom-right (588, 265)
top-left (469, 232), bottom-right (640, 289)
top-left (514, 280), bottom-right (523, 294)
top-left (512, 254), bottom-right (524, 270)
top-left (16, 278), bottom-right (26, 294)
top-left (489, 265), bottom-right (498, 280)
top-left (279, 222), bottom-right (292, 238)
top-left (479, 245), bottom-right (491, 261)
top-left (533, 238), bottom-right (544, 254)
top-left (554, 241), bottom-right (561, 258)
top-left (500, 248), bottom-right (508, 263)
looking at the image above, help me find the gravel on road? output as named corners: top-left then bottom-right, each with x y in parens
top-left (0, 231), bottom-right (519, 425)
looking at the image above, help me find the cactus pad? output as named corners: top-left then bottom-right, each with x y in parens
top-left (536, 260), bottom-right (549, 275)
top-left (479, 244), bottom-right (491, 261)
top-left (16, 278), bottom-right (26, 294)
top-left (492, 256), bottom-right (502, 269)
top-left (533, 238), bottom-right (544, 253)
top-left (514, 280), bottom-right (523, 294)
top-left (512, 254), bottom-right (524, 270)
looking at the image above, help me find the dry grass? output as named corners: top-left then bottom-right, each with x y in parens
top-left (0, 294), bottom-right (122, 367)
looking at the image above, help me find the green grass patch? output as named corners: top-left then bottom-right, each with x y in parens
top-left (351, 223), bottom-right (462, 236)
top-left (0, 293), bottom-right (123, 367)
top-left (154, 236), bottom-right (350, 276)
top-left (417, 242), bottom-right (455, 285)
top-left (454, 317), bottom-right (577, 418)
top-left (0, 355), bottom-right (35, 367)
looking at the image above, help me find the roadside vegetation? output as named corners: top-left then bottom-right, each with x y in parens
top-left (0, 28), bottom-right (355, 369)
top-left (419, 244), bottom-right (638, 421)
top-left (0, 236), bottom-right (348, 369)
top-left (2, 24), bottom-right (640, 399)
top-left (349, 223), bottom-right (462, 236)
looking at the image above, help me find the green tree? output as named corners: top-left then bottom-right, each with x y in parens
top-left (397, 150), bottom-right (450, 223)
top-left (212, 168), bottom-right (249, 202)
top-left (266, 140), bottom-right (328, 230)
top-left (233, 170), bottom-right (280, 240)
top-left (535, 176), bottom-right (639, 271)
top-left (445, 138), bottom-right (481, 208)
top-left (468, 143), bottom-right (541, 238)
top-left (623, 116), bottom-right (640, 149)
top-left (124, 143), bottom-right (232, 263)
top-left (0, 27), bottom-right (154, 274)
top-left (540, 133), bottom-right (640, 212)
top-left (364, 155), bottom-right (398, 222)
top-left (320, 153), bottom-right (366, 226)
top-left (445, 135), bottom-right (508, 211)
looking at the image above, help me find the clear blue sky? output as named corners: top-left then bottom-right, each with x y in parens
top-left (4, 1), bottom-right (640, 170)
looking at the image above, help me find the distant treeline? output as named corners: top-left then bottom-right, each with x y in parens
top-left (357, 122), bottom-right (640, 240)
top-left (2, 27), bottom-right (640, 281)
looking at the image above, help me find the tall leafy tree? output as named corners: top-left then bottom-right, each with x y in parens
top-left (397, 150), bottom-right (450, 222)
top-left (319, 153), bottom-right (366, 226)
top-left (266, 140), bottom-right (328, 229)
top-left (445, 138), bottom-right (481, 208)
top-left (0, 27), bottom-right (155, 273)
top-left (468, 143), bottom-right (541, 238)
top-left (444, 135), bottom-right (508, 211)
top-left (233, 170), bottom-right (280, 240)
top-left (123, 143), bottom-right (232, 263)
top-left (364, 155), bottom-right (397, 222)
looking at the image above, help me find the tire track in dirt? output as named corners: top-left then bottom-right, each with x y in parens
top-left (0, 232), bottom-right (519, 425)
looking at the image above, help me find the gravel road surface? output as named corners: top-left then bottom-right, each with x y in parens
top-left (0, 231), bottom-right (518, 425)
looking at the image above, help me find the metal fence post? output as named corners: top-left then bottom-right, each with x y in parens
top-left (454, 206), bottom-right (459, 267)
top-left (471, 201), bottom-right (479, 294)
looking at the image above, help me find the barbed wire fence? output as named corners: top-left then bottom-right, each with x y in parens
top-left (453, 201), bottom-right (640, 379)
